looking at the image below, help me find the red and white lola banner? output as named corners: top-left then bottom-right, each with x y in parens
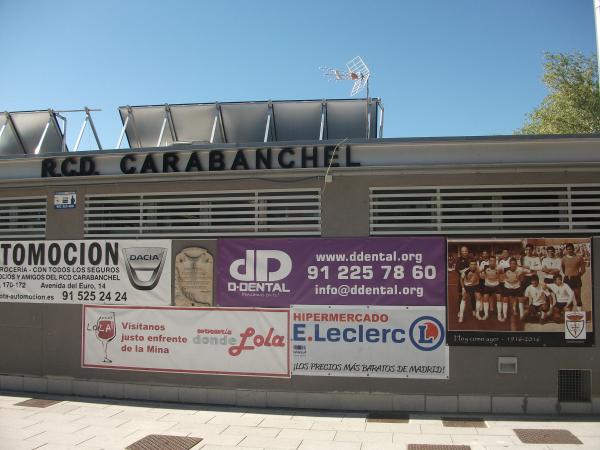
top-left (82, 306), bottom-right (290, 377)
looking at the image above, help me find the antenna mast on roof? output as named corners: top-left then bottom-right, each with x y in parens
top-left (320, 56), bottom-right (372, 137)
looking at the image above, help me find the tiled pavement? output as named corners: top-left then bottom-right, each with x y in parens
top-left (0, 391), bottom-right (599, 450)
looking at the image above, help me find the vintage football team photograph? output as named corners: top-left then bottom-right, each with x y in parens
top-left (447, 238), bottom-right (593, 335)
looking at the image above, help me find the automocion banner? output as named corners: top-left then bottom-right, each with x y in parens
top-left (0, 240), bottom-right (171, 306)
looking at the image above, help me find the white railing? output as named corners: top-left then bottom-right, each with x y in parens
top-left (370, 184), bottom-right (600, 235)
top-left (0, 196), bottom-right (46, 239)
top-left (85, 189), bottom-right (321, 238)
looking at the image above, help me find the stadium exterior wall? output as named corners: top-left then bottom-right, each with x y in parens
top-left (0, 135), bottom-right (599, 414)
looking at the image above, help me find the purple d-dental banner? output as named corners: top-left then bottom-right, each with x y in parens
top-left (217, 237), bottom-right (446, 307)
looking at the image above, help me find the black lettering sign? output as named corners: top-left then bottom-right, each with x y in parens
top-left (301, 147), bottom-right (318, 168)
top-left (185, 152), bottom-right (203, 172)
top-left (140, 154), bottom-right (159, 174)
top-left (278, 147), bottom-right (295, 169)
top-left (324, 145), bottom-right (339, 168)
top-left (346, 145), bottom-right (361, 167)
top-left (41, 159), bottom-right (59, 177)
top-left (61, 157), bottom-right (78, 176)
top-left (256, 149), bottom-right (272, 169)
top-left (39, 145), bottom-right (361, 178)
top-left (209, 150), bottom-right (225, 171)
top-left (231, 149), bottom-right (249, 170)
top-left (162, 152), bottom-right (179, 172)
top-left (80, 156), bottom-right (97, 175)
top-left (120, 155), bottom-right (137, 174)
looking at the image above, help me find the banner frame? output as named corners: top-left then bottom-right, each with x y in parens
top-left (81, 305), bottom-right (291, 378)
top-left (446, 237), bottom-right (595, 347)
top-left (290, 304), bottom-right (449, 379)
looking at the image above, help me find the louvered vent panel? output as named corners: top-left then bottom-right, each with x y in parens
top-left (370, 184), bottom-right (600, 235)
top-left (570, 185), bottom-right (600, 229)
top-left (85, 189), bottom-right (321, 237)
top-left (0, 196), bottom-right (46, 239)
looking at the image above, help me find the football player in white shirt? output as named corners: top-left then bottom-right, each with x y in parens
top-left (547, 274), bottom-right (575, 323)
top-left (478, 250), bottom-right (490, 272)
top-left (459, 259), bottom-right (482, 322)
top-left (501, 258), bottom-right (524, 321)
top-left (482, 256), bottom-right (503, 321)
top-left (521, 243), bottom-right (542, 290)
top-left (498, 249), bottom-right (511, 271)
top-left (523, 275), bottom-right (551, 323)
top-left (477, 250), bottom-right (491, 312)
top-left (541, 246), bottom-right (562, 286)
top-left (562, 243), bottom-right (586, 312)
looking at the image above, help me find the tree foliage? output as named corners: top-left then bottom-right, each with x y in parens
top-left (517, 52), bottom-right (600, 135)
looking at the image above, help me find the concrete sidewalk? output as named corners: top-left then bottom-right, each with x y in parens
top-left (0, 391), bottom-right (599, 450)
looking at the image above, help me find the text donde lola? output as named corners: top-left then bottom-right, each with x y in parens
top-left (194, 326), bottom-right (286, 357)
top-left (228, 250), bottom-right (292, 293)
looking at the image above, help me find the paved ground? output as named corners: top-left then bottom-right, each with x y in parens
top-left (1, 391), bottom-right (599, 450)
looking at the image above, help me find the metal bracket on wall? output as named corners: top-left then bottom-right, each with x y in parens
top-left (156, 104), bottom-right (177, 147)
top-left (263, 101), bottom-right (277, 143)
top-left (117, 106), bottom-right (142, 149)
top-left (319, 100), bottom-right (327, 141)
top-left (74, 107), bottom-right (103, 152)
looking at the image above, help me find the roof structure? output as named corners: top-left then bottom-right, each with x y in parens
top-left (0, 110), bottom-right (66, 155)
top-left (117, 98), bottom-right (382, 149)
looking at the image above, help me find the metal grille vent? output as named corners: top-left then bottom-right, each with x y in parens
top-left (85, 189), bottom-right (321, 238)
top-left (370, 184), bottom-right (600, 235)
top-left (0, 196), bottom-right (46, 240)
top-left (558, 369), bottom-right (591, 402)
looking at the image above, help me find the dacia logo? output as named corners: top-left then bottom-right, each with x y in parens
top-left (122, 247), bottom-right (167, 290)
top-left (129, 254), bottom-right (160, 261)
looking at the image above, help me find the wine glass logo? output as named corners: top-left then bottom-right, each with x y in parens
top-left (95, 312), bottom-right (116, 363)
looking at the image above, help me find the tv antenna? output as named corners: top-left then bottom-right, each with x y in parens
top-left (320, 56), bottom-right (371, 97)
top-left (320, 56), bottom-right (373, 138)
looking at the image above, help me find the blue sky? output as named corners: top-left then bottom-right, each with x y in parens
top-left (0, 0), bottom-right (596, 150)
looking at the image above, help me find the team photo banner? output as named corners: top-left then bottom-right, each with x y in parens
top-left (82, 306), bottom-right (290, 377)
top-left (447, 237), bottom-right (594, 346)
top-left (291, 306), bottom-right (448, 378)
top-left (217, 237), bottom-right (446, 307)
top-left (0, 240), bottom-right (171, 306)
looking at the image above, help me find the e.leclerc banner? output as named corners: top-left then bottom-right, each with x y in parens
top-left (82, 306), bottom-right (290, 377)
top-left (291, 306), bottom-right (448, 378)
top-left (217, 237), bottom-right (445, 307)
top-left (0, 240), bottom-right (171, 306)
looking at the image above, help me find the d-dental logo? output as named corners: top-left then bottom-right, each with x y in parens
top-left (408, 316), bottom-right (445, 351)
top-left (228, 250), bottom-right (292, 294)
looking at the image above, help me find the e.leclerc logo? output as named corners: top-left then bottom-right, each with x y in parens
top-left (409, 316), bottom-right (445, 351)
top-left (228, 250), bottom-right (292, 294)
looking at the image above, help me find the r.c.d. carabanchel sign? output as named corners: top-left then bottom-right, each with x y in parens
top-left (0, 240), bottom-right (171, 306)
top-left (40, 146), bottom-right (361, 178)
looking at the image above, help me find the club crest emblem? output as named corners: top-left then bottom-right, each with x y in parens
top-left (565, 312), bottom-right (586, 340)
